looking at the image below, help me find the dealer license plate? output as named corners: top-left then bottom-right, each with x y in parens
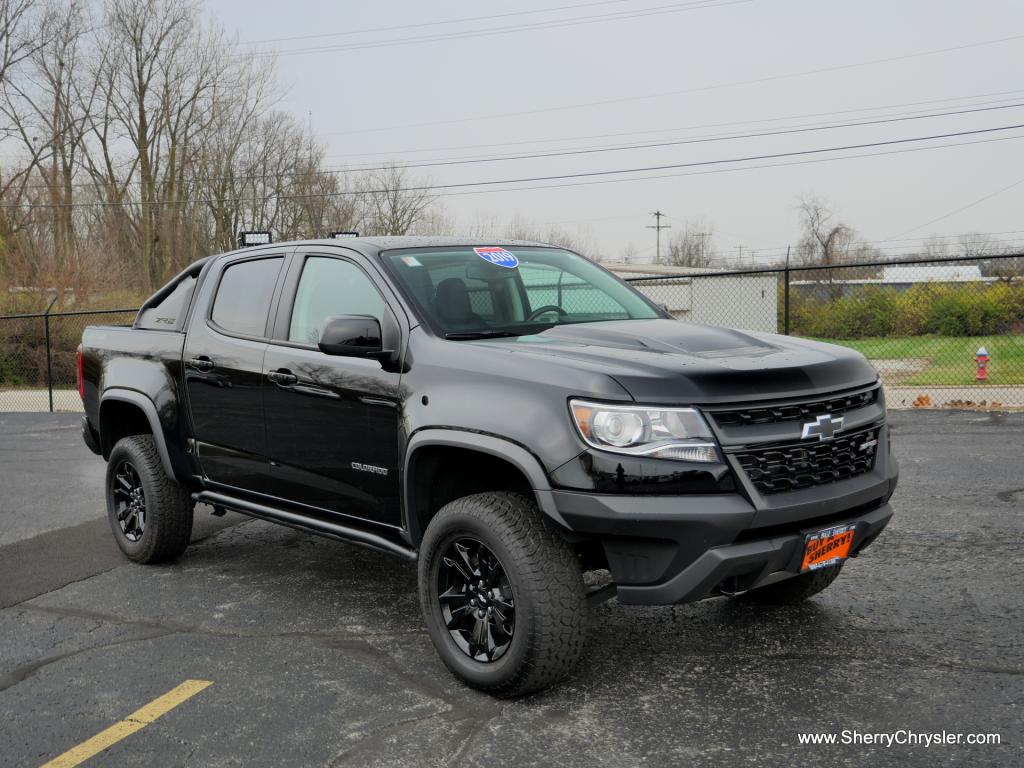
top-left (801, 523), bottom-right (856, 572)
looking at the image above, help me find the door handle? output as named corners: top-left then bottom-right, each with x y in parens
top-left (267, 369), bottom-right (298, 386)
top-left (188, 356), bottom-right (214, 372)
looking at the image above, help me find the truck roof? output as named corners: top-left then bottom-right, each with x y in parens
top-left (241, 236), bottom-right (559, 256)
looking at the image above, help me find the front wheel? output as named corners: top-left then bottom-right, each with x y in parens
top-left (418, 492), bottom-right (586, 697)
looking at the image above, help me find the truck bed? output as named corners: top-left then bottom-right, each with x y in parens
top-left (80, 325), bottom-right (187, 440)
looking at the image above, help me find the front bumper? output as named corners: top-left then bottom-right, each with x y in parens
top-left (551, 449), bottom-right (898, 605)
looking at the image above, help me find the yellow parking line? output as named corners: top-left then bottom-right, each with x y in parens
top-left (39, 679), bottom-right (213, 768)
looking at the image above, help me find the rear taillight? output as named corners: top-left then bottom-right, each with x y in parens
top-left (76, 345), bottom-right (84, 400)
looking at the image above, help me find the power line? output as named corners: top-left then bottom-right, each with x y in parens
top-left (20, 98), bottom-right (1024, 193)
top-left (428, 132), bottom-right (1024, 200)
top-left (233, 0), bottom-right (655, 47)
top-left (311, 123), bottom-right (1024, 194)
top-left (325, 100), bottom-right (1024, 173)
top-left (321, 33), bottom-right (1024, 136)
top-left (5, 123), bottom-right (1023, 210)
top-left (240, 0), bottom-right (748, 59)
top-left (321, 88), bottom-right (1024, 160)
top-left (888, 176), bottom-right (1024, 238)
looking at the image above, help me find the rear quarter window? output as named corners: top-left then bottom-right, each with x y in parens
top-left (135, 275), bottom-right (197, 331)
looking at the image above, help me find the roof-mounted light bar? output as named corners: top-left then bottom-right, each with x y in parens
top-left (237, 230), bottom-right (272, 248)
top-left (329, 231), bottom-right (360, 239)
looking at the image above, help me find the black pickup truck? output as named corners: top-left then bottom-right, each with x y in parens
top-left (80, 237), bottom-right (898, 695)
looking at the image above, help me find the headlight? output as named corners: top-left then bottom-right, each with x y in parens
top-left (569, 399), bottom-right (719, 462)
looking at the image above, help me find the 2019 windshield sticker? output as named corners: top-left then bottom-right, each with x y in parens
top-left (473, 247), bottom-right (519, 269)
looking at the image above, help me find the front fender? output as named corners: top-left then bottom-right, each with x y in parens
top-left (402, 428), bottom-right (569, 541)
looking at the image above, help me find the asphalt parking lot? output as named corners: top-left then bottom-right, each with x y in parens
top-left (1, 411), bottom-right (1021, 767)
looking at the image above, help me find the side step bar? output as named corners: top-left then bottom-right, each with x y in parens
top-left (192, 490), bottom-right (417, 561)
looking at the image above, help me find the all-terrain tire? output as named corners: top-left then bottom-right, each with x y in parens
top-left (737, 564), bottom-right (843, 605)
top-left (106, 435), bottom-right (193, 564)
top-left (418, 492), bottom-right (586, 697)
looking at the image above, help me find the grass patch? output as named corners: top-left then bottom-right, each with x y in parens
top-left (814, 334), bottom-right (1024, 386)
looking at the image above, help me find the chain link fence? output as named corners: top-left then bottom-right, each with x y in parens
top-left (622, 253), bottom-right (1024, 409)
top-left (2, 254), bottom-right (1022, 412)
top-left (0, 308), bottom-right (137, 412)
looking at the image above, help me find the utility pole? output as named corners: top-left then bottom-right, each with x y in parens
top-left (646, 210), bottom-right (671, 264)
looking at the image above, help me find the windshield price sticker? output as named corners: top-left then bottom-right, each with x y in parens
top-left (474, 247), bottom-right (519, 269)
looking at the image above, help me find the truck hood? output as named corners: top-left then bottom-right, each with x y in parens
top-left (472, 319), bottom-right (878, 405)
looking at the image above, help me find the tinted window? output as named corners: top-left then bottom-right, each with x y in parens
top-left (386, 247), bottom-right (659, 336)
top-left (289, 257), bottom-right (385, 345)
top-left (210, 257), bottom-right (282, 337)
top-left (136, 275), bottom-right (196, 331)
top-left (518, 264), bottom-right (629, 317)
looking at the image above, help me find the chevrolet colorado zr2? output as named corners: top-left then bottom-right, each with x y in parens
top-left (79, 237), bottom-right (898, 696)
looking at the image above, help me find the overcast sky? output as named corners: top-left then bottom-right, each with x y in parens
top-left (209, 0), bottom-right (1023, 264)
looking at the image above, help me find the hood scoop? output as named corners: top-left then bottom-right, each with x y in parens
top-left (540, 321), bottom-right (778, 358)
top-left (690, 344), bottom-right (777, 359)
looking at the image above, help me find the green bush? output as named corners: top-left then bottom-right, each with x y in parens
top-left (0, 352), bottom-right (27, 386)
top-left (789, 281), bottom-right (1024, 339)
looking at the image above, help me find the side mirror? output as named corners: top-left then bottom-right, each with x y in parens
top-left (317, 315), bottom-right (386, 358)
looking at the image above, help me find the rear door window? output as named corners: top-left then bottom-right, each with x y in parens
top-left (210, 257), bottom-right (283, 338)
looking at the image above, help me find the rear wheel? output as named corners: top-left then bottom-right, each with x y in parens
top-left (106, 435), bottom-right (193, 564)
top-left (737, 564), bottom-right (843, 605)
top-left (418, 492), bottom-right (586, 697)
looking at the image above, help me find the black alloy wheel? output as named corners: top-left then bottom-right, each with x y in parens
top-left (438, 538), bottom-right (516, 662)
top-left (112, 460), bottom-right (146, 542)
top-left (105, 435), bottom-right (193, 563)
top-left (418, 492), bottom-right (586, 696)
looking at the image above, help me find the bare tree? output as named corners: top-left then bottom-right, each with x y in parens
top-left (0, 0), bottom-right (37, 90)
top-left (499, 215), bottom-right (601, 260)
top-left (922, 235), bottom-right (949, 260)
top-left (2, 0), bottom-right (92, 272)
top-left (958, 232), bottom-right (1000, 259)
top-left (797, 197), bottom-right (853, 266)
top-left (664, 217), bottom-right (713, 267)
top-left (796, 196), bottom-right (857, 299)
top-left (358, 164), bottom-right (435, 236)
top-left (0, 0), bottom-right (448, 304)
top-left (89, 0), bottom-right (251, 286)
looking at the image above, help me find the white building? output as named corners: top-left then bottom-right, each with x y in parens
top-left (879, 265), bottom-right (986, 284)
top-left (610, 264), bottom-right (778, 333)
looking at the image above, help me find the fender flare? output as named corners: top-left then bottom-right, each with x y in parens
top-left (99, 388), bottom-right (176, 479)
top-left (403, 429), bottom-right (570, 542)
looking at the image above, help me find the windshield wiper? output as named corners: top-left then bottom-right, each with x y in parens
top-left (444, 330), bottom-right (523, 340)
top-left (444, 324), bottom-right (553, 340)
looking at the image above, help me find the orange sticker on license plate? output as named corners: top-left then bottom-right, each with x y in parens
top-left (801, 524), bottom-right (856, 572)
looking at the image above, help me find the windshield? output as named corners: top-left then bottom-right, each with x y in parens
top-left (385, 246), bottom-right (663, 338)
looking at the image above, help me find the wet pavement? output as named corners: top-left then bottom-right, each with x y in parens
top-left (0, 410), bottom-right (1021, 767)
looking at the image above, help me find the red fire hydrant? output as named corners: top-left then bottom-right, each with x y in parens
top-left (976, 346), bottom-right (990, 381)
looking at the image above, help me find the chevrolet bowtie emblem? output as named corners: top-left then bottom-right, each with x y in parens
top-left (801, 414), bottom-right (844, 441)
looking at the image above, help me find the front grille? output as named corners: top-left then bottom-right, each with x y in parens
top-left (712, 386), bottom-right (878, 427)
top-left (736, 425), bottom-right (880, 495)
